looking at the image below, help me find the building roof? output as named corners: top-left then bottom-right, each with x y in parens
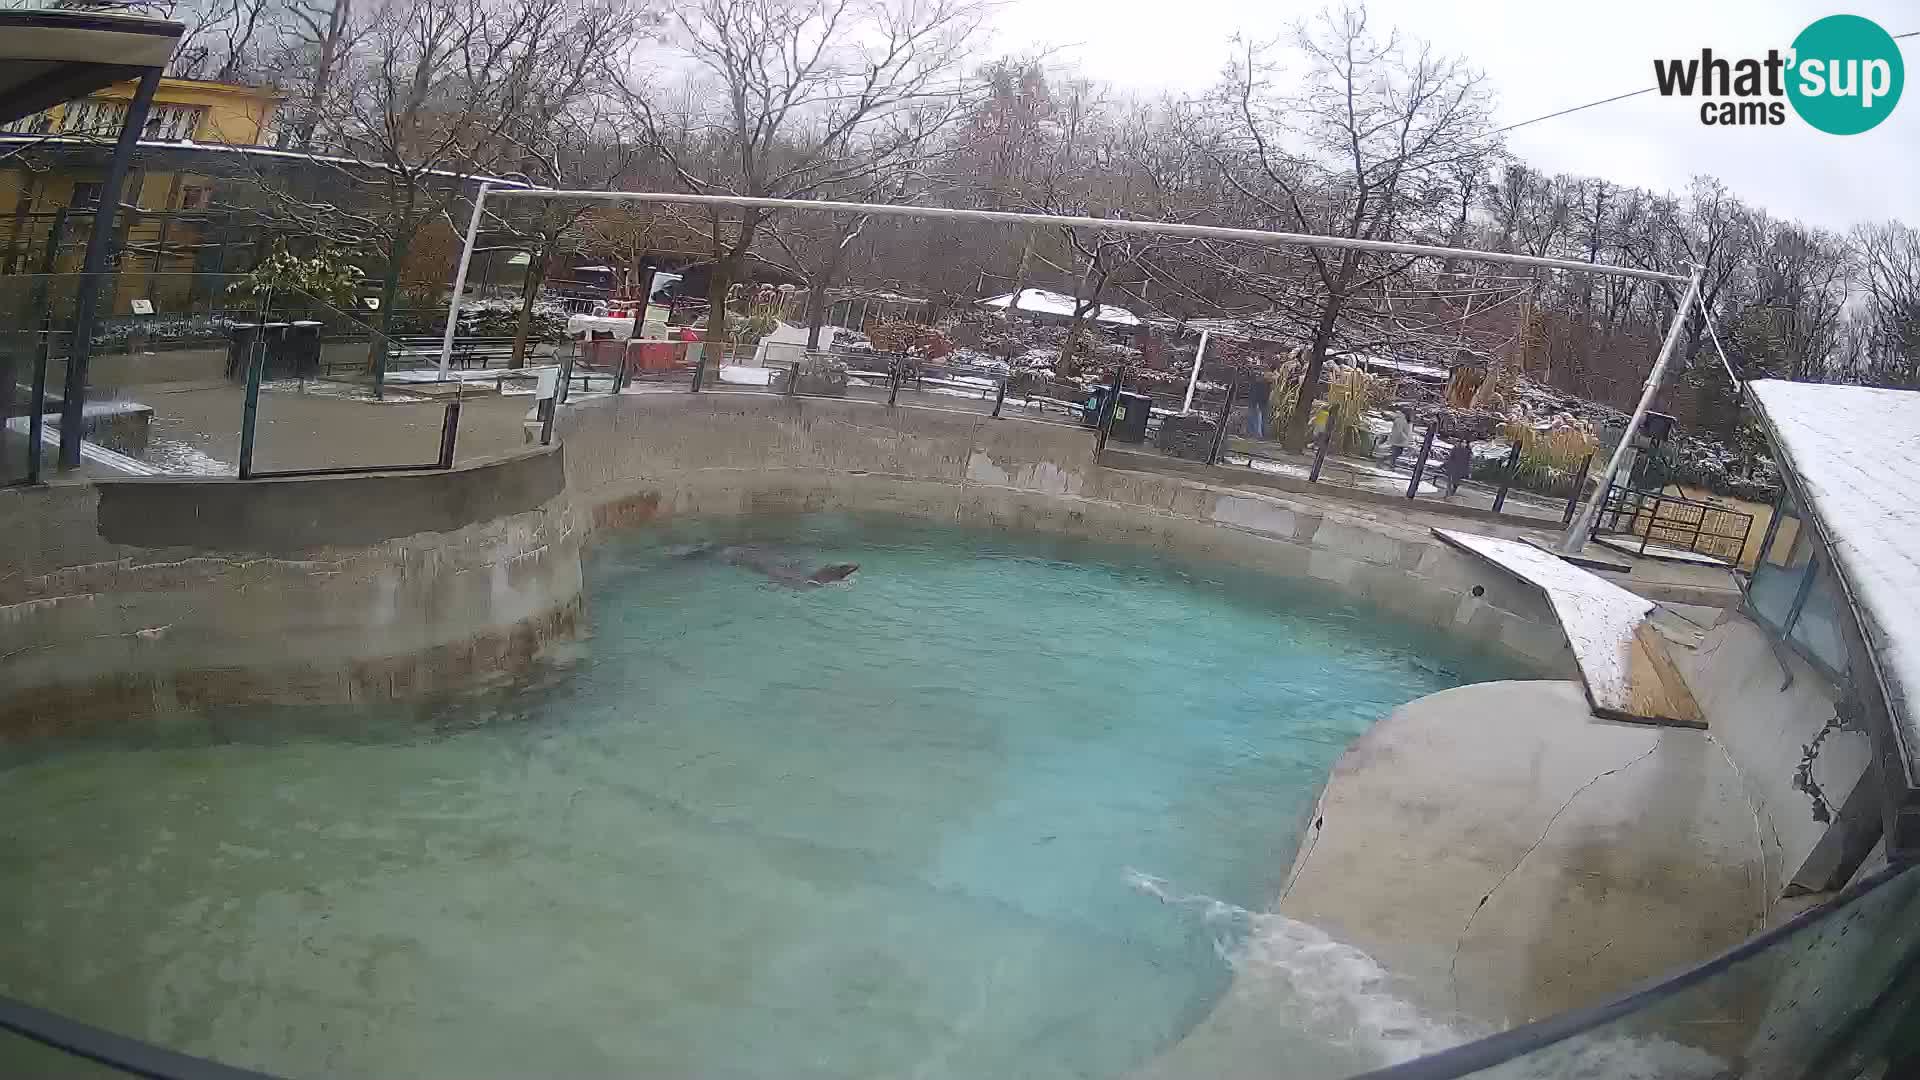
top-left (980, 288), bottom-right (1139, 326)
top-left (0, 132), bottom-right (536, 188)
top-left (0, 9), bottom-right (183, 125)
top-left (1748, 379), bottom-right (1920, 792)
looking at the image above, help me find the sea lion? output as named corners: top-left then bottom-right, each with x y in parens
top-left (674, 543), bottom-right (859, 589)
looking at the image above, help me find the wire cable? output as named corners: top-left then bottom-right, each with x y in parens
top-left (1494, 29), bottom-right (1915, 136)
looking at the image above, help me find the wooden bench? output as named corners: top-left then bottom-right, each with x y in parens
top-left (392, 336), bottom-right (524, 370)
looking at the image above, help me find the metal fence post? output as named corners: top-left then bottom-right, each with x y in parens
top-left (888, 357), bottom-right (902, 406)
top-left (1563, 453), bottom-right (1595, 526)
top-left (1206, 380), bottom-right (1238, 466)
top-left (1491, 440), bottom-right (1522, 514)
top-left (1095, 366), bottom-right (1124, 458)
top-left (62, 67), bottom-right (161, 470)
top-left (1308, 423), bottom-right (1332, 482)
top-left (786, 359), bottom-right (800, 396)
top-left (556, 346), bottom-right (577, 404)
top-left (22, 315), bottom-right (53, 484)
top-left (437, 398), bottom-right (462, 468)
top-left (237, 341), bottom-right (265, 479)
top-left (992, 375), bottom-right (1008, 418)
top-left (1406, 426), bottom-right (1437, 499)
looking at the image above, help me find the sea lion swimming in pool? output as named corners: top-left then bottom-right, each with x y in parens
top-left (673, 543), bottom-right (858, 589)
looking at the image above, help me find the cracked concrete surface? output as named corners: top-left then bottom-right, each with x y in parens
top-left (1276, 680), bottom-right (1766, 1038)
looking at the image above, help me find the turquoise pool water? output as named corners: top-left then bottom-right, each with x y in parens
top-left (0, 516), bottom-right (1520, 1078)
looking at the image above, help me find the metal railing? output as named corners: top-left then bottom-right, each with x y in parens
top-left (1591, 485), bottom-right (1755, 564)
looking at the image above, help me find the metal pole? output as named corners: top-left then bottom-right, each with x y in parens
top-left (1096, 366), bottom-right (1124, 458)
top-left (438, 181), bottom-right (490, 380)
top-left (238, 340), bottom-right (265, 479)
top-left (1563, 453), bottom-right (1594, 525)
top-left (1406, 426), bottom-right (1437, 499)
top-left (1309, 421), bottom-right (1332, 482)
top-left (1181, 329), bottom-right (1209, 413)
top-left (1206, 381), bottom-right (1238, 466)
top-left (1559, 266), bottom-right (1704, 553)
top-left (478, 189), bottom-right (1688, 285)
top-left (1491, 441), bottom-right (1521, 514)
top-left (557, 344), bottom-right (577, 403)
top-left (991, 375), bottom-right (1008, 418)
top-left (437, 398), bottom-right (461, 468)
top-left (26, 315), bottom-right (50, 484)
top-left (61, 67), bottom-right (161, 470)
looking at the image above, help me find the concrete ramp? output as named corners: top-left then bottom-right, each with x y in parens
top-left (1434, 529), bottom-right (1703, 728)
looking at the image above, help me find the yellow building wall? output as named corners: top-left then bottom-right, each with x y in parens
top-left (88, 77), bottom-right (280, 145)
top-left (1, 79), bottom-right (281, 312)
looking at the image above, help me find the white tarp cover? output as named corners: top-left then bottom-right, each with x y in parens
top-left (1749, 379), bottom-right (1920, 777)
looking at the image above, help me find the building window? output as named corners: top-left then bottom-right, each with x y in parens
top-left (0, 108), bottom-right (56, 135)
top-left (58, 99), bottom-right (128, 137)
top-left (70, 182), bottom-right (103, 208)
top-left (180, 186), bottom-right (209, 210)
top-left (1748, 490), bottom-right (1810, 633)
top-left (144, 104), bottom-right (207, 142)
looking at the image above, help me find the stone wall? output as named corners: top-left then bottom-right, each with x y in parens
top-left (557, 392), bottom-right (1579, 676)
top-left (0, 446), bottom-right (584, 735)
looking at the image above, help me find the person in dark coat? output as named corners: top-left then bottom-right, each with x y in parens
top-left (1443, 439), bottom-right (1473, 497)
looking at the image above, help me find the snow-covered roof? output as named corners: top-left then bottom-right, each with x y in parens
top-left (1749, 380), bottom-right (1920, 777)
top-left (1347, 352), bottom-right (1450, 382)
top-left (979, 288), bottom-right (1139, 327)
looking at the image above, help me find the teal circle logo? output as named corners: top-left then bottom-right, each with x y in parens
top-left (1787, 15), bottom-right (1904, 134)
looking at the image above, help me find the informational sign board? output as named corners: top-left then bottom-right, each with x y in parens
top-left (129, 299), bottom-right (154, 315)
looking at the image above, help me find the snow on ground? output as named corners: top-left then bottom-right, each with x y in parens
top-left (143, 437), bottom-right (233, 476)
top-left (1749, 380), bottom-right (1920, 745)
top-left (260, 379), bottom-right (428, 404)
top-left (1435, 529), bottom-right (1653, 712)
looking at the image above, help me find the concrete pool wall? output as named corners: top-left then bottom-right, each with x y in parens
top-left (557, 392), bottom-right (1580, 677)
top-left (0, 446), bottom-right (583, 734)
top-left (1, 392), bottom-right (1579, 729)
top-left (1, 390), bottom-right (1888, 1068)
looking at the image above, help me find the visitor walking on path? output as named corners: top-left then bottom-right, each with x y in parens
top-left (1244, 365), bottom-right (1274, 440)
top-left (1443, 439), bottom-right (1474, 497)
top-left (1384, 407), bottom-right (1416, 467)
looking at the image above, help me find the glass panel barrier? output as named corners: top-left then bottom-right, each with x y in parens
top-left (1788, 557), bottom-right (1852, 676)
top-left (1748, 489), bottom-right (1811, 634)
top-left (1357, 862), bottom-right (1920, 1080)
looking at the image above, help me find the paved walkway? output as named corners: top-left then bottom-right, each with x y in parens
top-left (107, 379), bottom-right (538, 477)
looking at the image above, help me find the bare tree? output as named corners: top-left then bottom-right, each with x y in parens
top-left (1850, 220), bottom-right (1920, 386)
top-left (483, 0), bottom-right (652, 365)
top-left (621, 0), bottom-right (985, 337)
top-left (170, 0), bottom-right (280, 81)
top-left (1191, 5), bottom-right (1499, 447)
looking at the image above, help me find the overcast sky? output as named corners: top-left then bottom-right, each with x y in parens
top-left (990, 0), bottom-right (1917, 233)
